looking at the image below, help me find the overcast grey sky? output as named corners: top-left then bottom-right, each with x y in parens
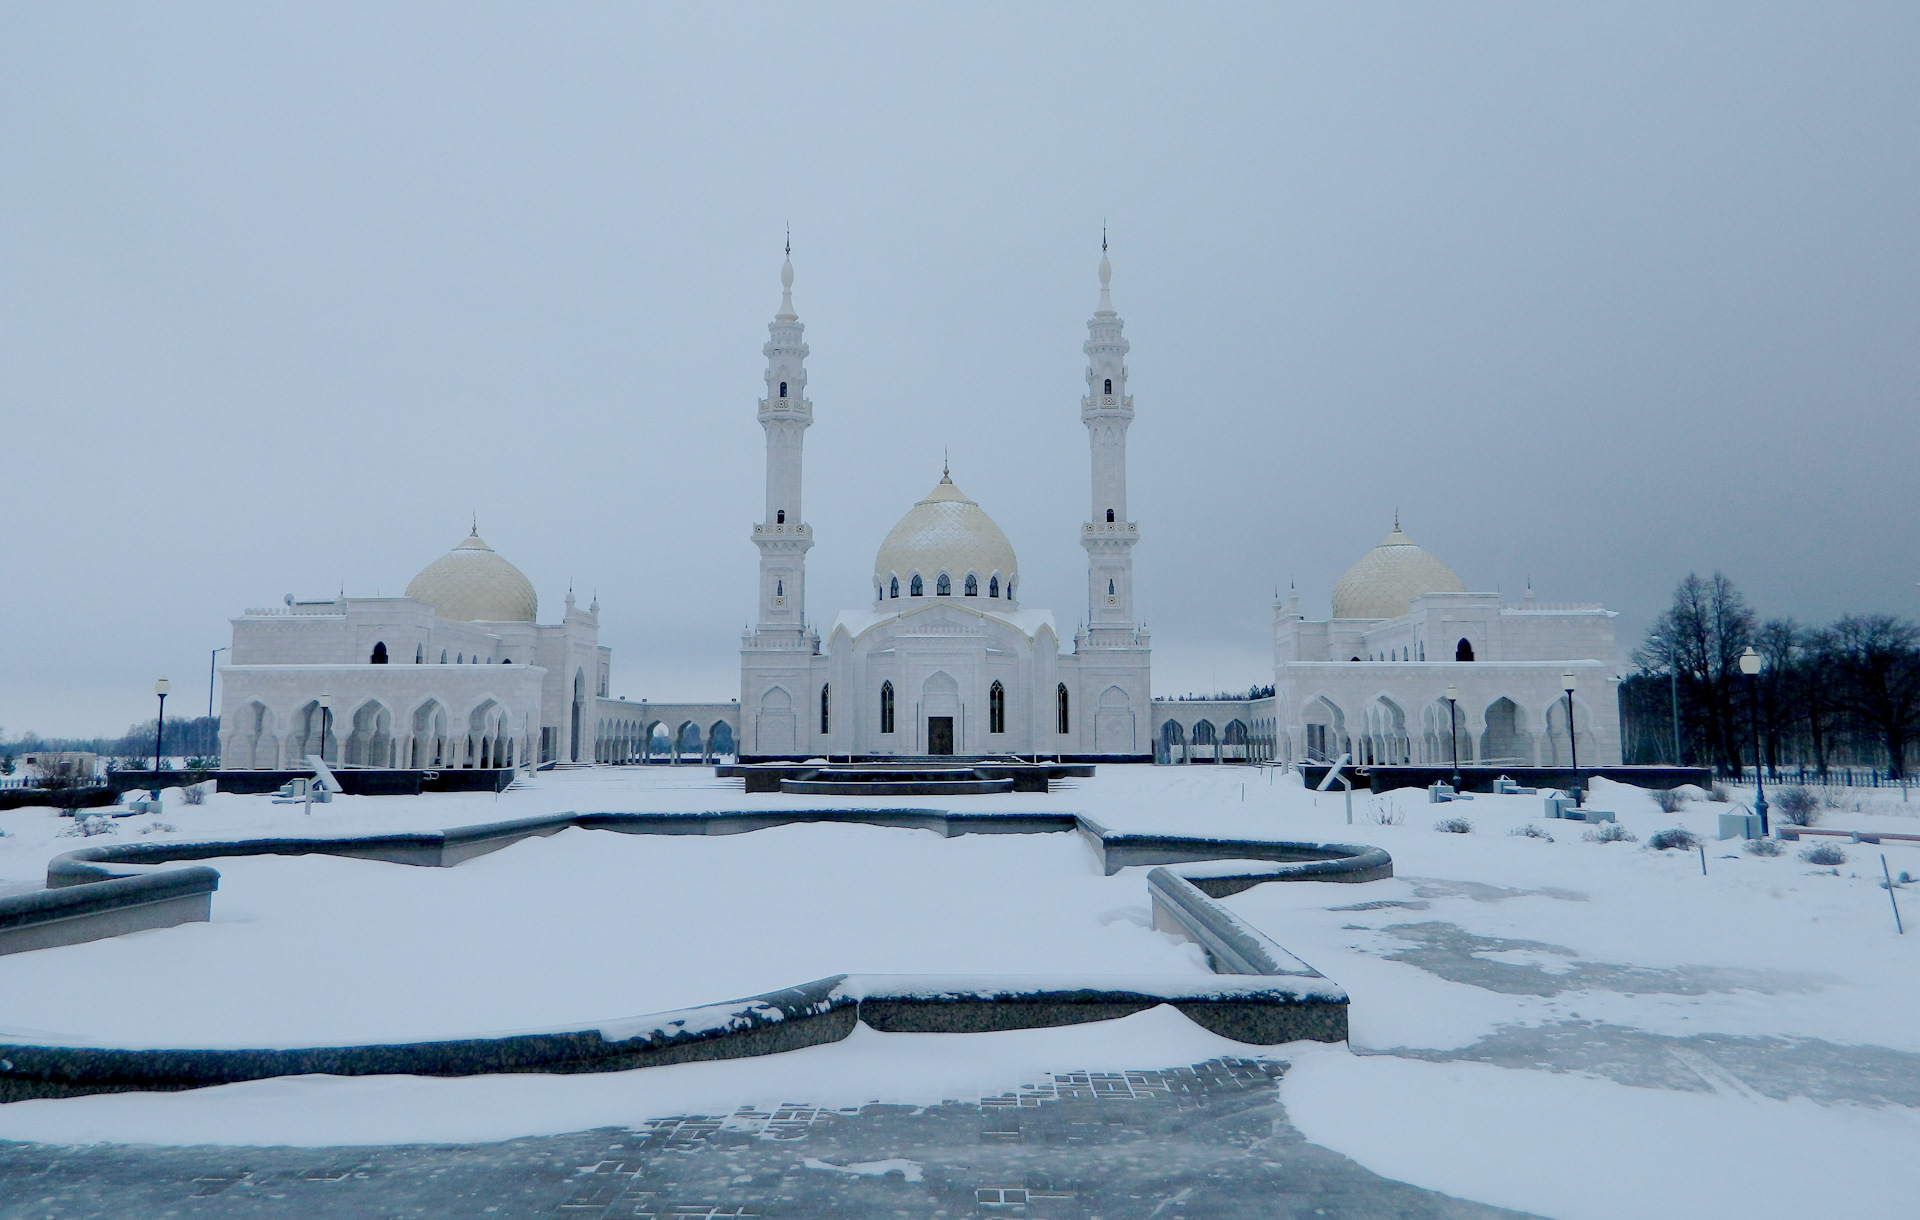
top-left (3, 3), bottom-right (1916, 737)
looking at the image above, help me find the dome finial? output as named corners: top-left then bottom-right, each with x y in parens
top-left (1393, 507), bottom-right (1400, 532)
top-left (943, 447), bottom-right (950, 482)
top-left (470, 512), bottom-right (478, 537)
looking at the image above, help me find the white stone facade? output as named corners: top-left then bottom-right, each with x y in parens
top-left (739, 251), bottom-right (1151, 760)
top-left (218, 544), bottom-right (612, 771)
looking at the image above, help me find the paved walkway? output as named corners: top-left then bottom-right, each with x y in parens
top-left (0, 1058), bottom-right (1532, 1219)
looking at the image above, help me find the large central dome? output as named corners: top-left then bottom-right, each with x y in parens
top-left (1331, 521), bottom-right (1465, 620)
top-left (405, 530), bottom-right (539, 623)
top-left (874, 473), bottom-right (1019, 602)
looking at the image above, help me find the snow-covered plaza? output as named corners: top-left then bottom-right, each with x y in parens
top-left (2, 763), bottom-right (1915, 1219)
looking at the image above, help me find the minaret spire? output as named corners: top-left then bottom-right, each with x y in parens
top-left (749, 246), bottom-right (814, 638)
top-left (1080, 239), bottom-right (1141, 640)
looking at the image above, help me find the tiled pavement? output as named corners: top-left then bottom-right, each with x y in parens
top-left (0, 1059), bottom-right (1533, 1219)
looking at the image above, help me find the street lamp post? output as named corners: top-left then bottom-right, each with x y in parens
top-left (1739, 646), bottom-right (1769, 835)
top-left (1562, 670), bottom-right (1580, 806)
top-left (152, 677), bottom-right (170, 800)
top-left (1445, 683), bottom-right (1461, 792)
top-left (209, 646), bottom-right (228, 722)
top-left (318, 693), bottom-right (333, 765)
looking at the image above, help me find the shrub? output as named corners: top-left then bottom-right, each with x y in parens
top-left (137, 821), bottom-right (178, 835)
top-left (1774, 787), bottom-right (1819, 827)
top-left (1744, 837), bottom-right (1784, 856)
top-left (1709, 784), bottom-right (1732, 803)
top-left (1509, 824), bottom-right (1554, 842)
top-left (60, 815), bottom-right (115, 838)
top-left (181, 784), bottom-right (207, 806)
top-left (1652, 788), bottom-right (1688, 814)
top-left (1434, 816), bottom-right (1473, 834)
top-left (1800, 843), bottom-right (1847, 867)
top-left (1366, 802), bottom-right (1403, 827)
top-left (1647, 828), bottom-right (1701, 851)
top-left (1583, 822), bottom-right (1638, 844)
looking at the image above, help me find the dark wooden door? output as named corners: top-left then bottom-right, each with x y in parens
top-left (927, 716), bottom-right (954, 755)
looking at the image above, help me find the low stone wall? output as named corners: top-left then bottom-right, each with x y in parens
top-left (0, 808), bottom-right (1392, 1100)
top-left (201, 769), bottom-right (517, 796)
top-left (0, 786), bottom-right (120, 812)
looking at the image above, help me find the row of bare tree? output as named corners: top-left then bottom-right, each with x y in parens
top-left (1623, 573), bottom-right (1920, 778)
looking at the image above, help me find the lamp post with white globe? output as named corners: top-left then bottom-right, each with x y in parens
top-left (1739, 646), bottom-right (1769, 835)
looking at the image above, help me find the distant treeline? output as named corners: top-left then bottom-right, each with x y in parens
top-left (4, 716), bottom-right (222, 763)
top-left (1621, 572), bottom-right (1919, 778)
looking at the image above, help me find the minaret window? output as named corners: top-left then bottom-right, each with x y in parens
top-left (1056, 684), bottom-right (1070, 734)
top-left (989, 575), bottom-right (999, 598)
top-left (910, 575), bottom-right (923, 597)
top-left (779, 381), bottom-right (787, 397)
top-left (1108, 578), bottom-right (1115, 595)
top-left (890, 576), bottom-right (899, 599)
top-left (776, 580), bottom-right (784, 596)
top-left (964, 574), bottom-right (978, 597)
top-left (820, 684), bottom-right (830, 734)
top-left (936, 573), bottom-right (951, 596)
top-left (880, 682), bottom-right (895, 733)
top-left (989, 682), bottom-right (1006, 734)
top-left (1104, 378), bottom-right (1112, 394)
top-left (776, 510), bottom-right (785, 524)
top-left (1106, 509), bottom-right (1114, 522)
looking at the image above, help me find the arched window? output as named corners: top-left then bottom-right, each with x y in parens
top-left (965, 573), bottom-right (978, 596)
top-left (457, 653), bottom-right (463, 664)
top-left (1007, 579), bottom-right (1015, 600)
top-left (1104, 377), bottom-right (1112, 394)
top-left (1106, 508), bottom-right (1115, 522)
top-left (1455, 638), bottom-right (1475, 662)
top-left (776, 509), bottom-right (785, 524)
top-left (779, 380), bottom-right (787, 397)
top-left (910, 574), bottom-right (924, 596)
top-left (370, 642), bottom-right (388, 664)
top-left (989, 681), bottom-right (1006, 733)
top-left (441, 650), bottom-right (448, 664)
top-left (1056, 684), bottom-right (1070, 734)
top-left (501, 657), bottom-right (510, 664)
top-left (890, 576), bottom-right (899, 599)
top-left (936, 572), bottom-right (951, 596)
top-left (1108, 578), bottom-right (1115, 595)
top-left (820, 684), bottom-right (830, 734)
top-left (880, 681), bottom-right (895, 734)
top-left (415, 644), bottom-right (424, 664)
top-left (989, 575), bottom-right (999, 598)
top-left (776, 579), bottom-right (784, 596)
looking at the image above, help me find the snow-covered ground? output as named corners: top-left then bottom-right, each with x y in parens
top-left (2, 765), bottom-right (1916, 1219)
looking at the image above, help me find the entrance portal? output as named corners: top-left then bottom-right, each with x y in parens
top-left (927, 716), bottom-right (954, 755)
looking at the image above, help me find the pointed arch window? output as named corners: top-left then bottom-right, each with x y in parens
top-left (457, 653), bottom-right (463, 664)
top-left (965, 573), bottom-right (978, 596)
top-left (890, 576), bottom-right (899, 599)
top-left (936, 572), bottom-right (951, 596)
top-left (1455, 638), bottom-right (1475, 662)
top-left (1108, 578), bottom-right (1115, 595)
top-left (989, 681), bottom-right (1006, 734)
top-left (776, 579), bottom-right (784, 596)
top-left (370, 642), bottom-right (388, 664)
top-left (820, 684), bottom-right (830, 734)
top-left (1056, 684), bottom-right (1070, 734)
top-left (779, 381), bottom-right (788, 397)
top-left (880, 681), bottom-right (895, 734)
top-left (1104, 377), bottom-right (1112, 394)
top-left (989, 575), bottom-right (999, 598)
top-left (910, 574), bottom-right (923, 597)
top-left (441, 650), bottom-right (448, 664)
top-left (415, 644), bottom-right (424, 664)
top-left (1007, 579), bottom-right (1015, 601)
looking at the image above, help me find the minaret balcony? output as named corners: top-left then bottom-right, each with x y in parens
top-left (1082, 521), bottom-right (1139, 537)
top-left (1080, 394), bottom-right (1134, 419)
top-left (757, 397), bottom-right (813, 423)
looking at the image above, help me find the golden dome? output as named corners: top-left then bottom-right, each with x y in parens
top-left (405, 530), bottom-right (538, 623)
top-left (1330, 522), bottom-right (1465, 620)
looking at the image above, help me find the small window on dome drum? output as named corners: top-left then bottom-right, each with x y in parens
top-left (936, 573), bottom-right (951, 596)
top-left (990, 575), bottom-right (999, 598)
top-left (965, 574), bottom-right (977, 596)
top-left (910, 575), bottom-right (923, 596)
top-left (890, 576), bottom-right (899, 598)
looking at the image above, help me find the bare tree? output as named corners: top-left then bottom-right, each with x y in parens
top-left (1636, 572), bottom-right (1755, 774)
top-left (1826, 615), bottom-right (1920, 779)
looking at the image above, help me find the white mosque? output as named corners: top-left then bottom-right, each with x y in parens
top-left (216, 242), bottom-right (1620, 775)
top-left (738, 248), bottom-right (1153, 760)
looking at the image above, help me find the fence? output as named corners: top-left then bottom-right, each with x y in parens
top-left (1730, 766), bottom-right (1912, 791)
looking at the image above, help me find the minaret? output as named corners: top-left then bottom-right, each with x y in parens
top-left (750, 245), bottom-right (814, 645)
top-left (1080, 236), bottom-right (1141, 641)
